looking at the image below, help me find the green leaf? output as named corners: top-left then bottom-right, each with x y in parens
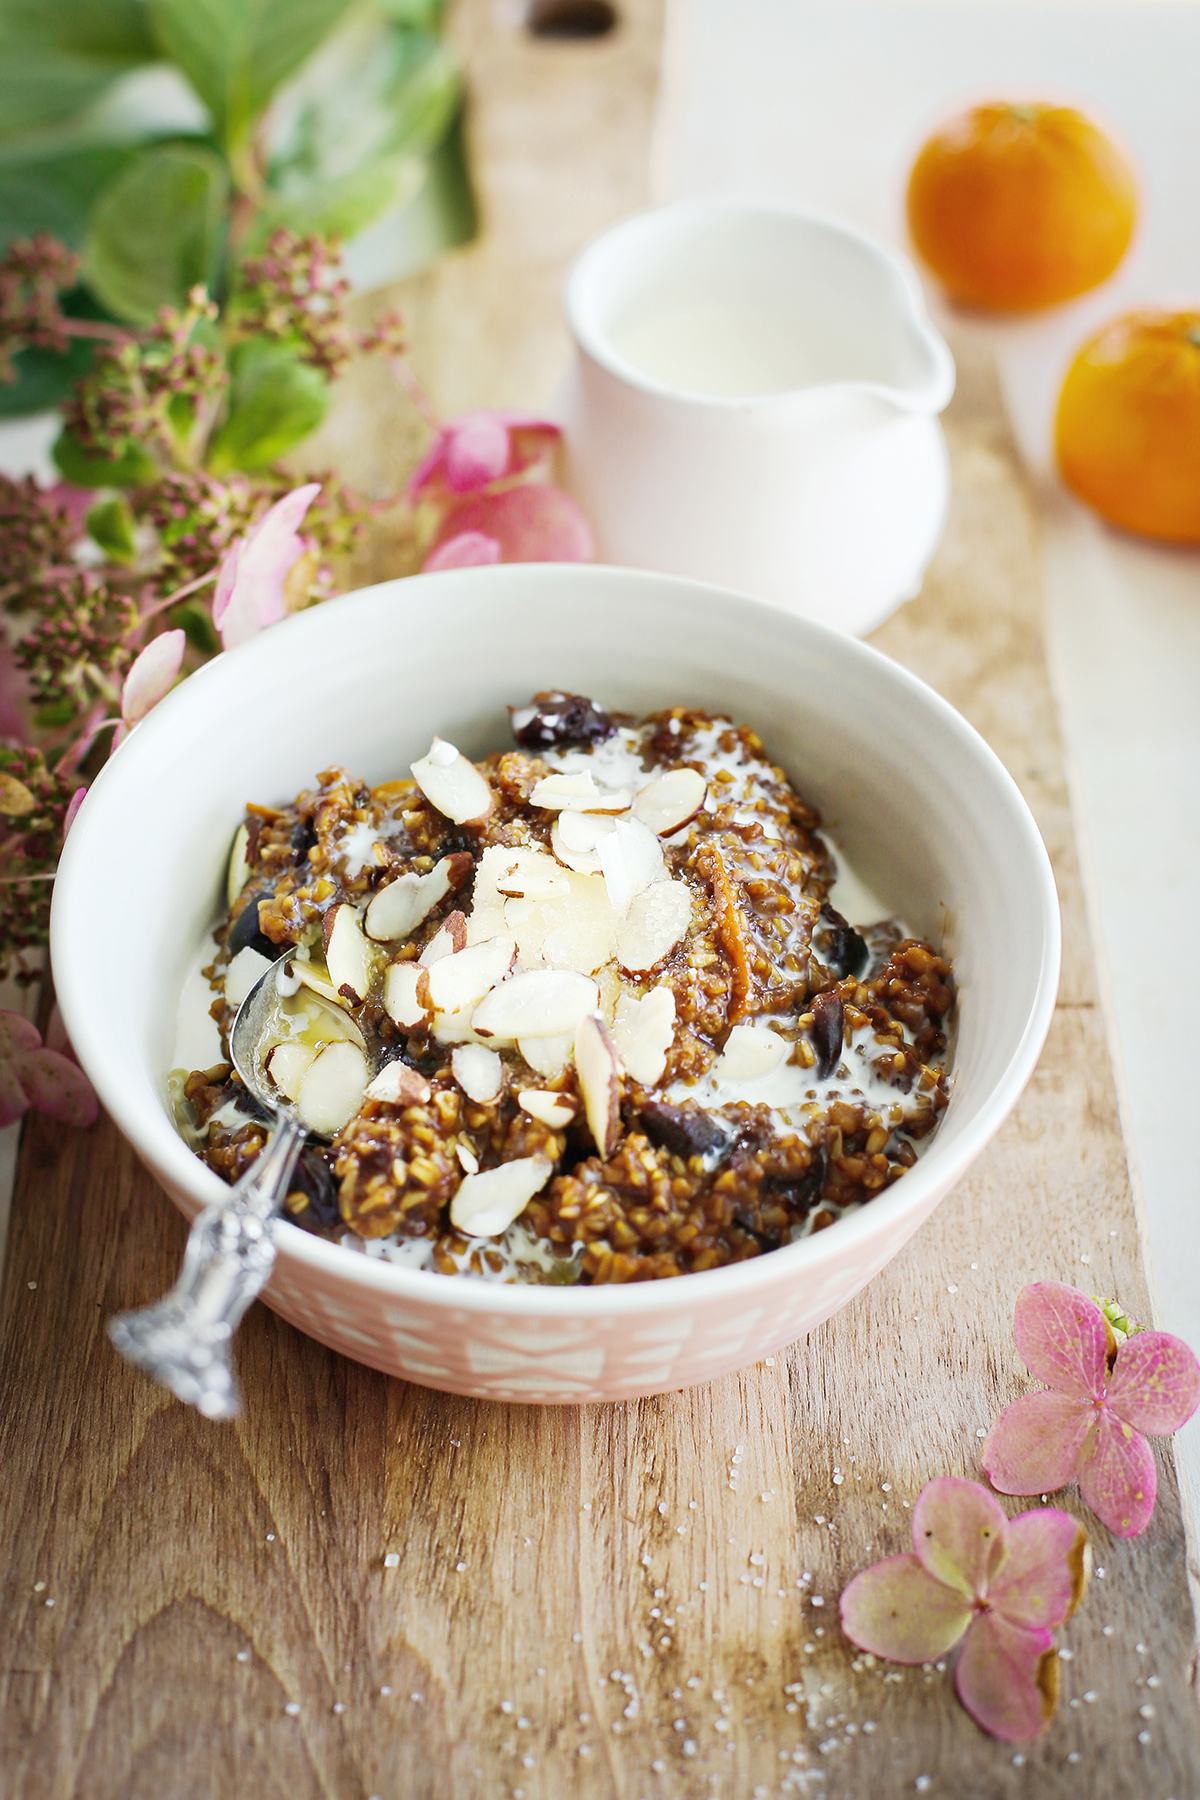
top-left (53, 428), bottom-right (158, 488)
top-left (206, 340), bottom-right (328, 473)
top-left (34, 698), bottom-right (79, 729)
top-left (342, 102), bottom-right (475, 290)
top-left (0, 0), bottom-right (157, 59)
top-left (85, 495), bottom-right (138, 562)
top-left (0, 50), bottom-right (129, 139)
top-left (252, 155), bottom-right (423, 246)
top-left (146, 0), bottom-right (354, 154)
top-left (81, 142), bottom-right (229, 324)
top-left (171, 597), bottom-right (219, 655)
top-left (0, 145), bottom-right (139, 251)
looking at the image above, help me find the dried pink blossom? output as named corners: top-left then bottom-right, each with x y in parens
top-left (982, 1281), bottom-right (1200, 1537)
top-left (62, 786), bottom-right (86, 837)
top-left (407, 411), bottom-right (560, 499)
top-left (0, 1008), bottom-right (97, 1129)
top-left (212, 482), bottom-right (321, 650)
top-left (426, 484), bottom-right (594, 567)
top-left (120, 629), bottom-right (186, 729)
top-left (840, 1477), bottom-right (1090, 1742)
top-left (0, 646), bottom-right (27, 741)
top-left (423, 530), bottom-right (503, 572)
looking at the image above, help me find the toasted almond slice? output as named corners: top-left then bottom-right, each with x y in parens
top-left (364, 1060), bottom-right (432, 1105)
top-left (225, 944), bottom-right (273, 1010)
top-left (365, 860), bottom-right (453, 942)
top-left (419, 909), bottom-right (467, 966)
top-left (518, 1088), bottom-right (576, 1128)
top-left (452, 1043), bottom-right (504, 1104)
top-left (296, 1041), bottom-right (369, 1135)
top-left (456, 1141), bottom-right (479, 1174)
top-left (574, 1012), bottom-right (622, 1157)
top-left (616, 879), bottom-right (692, 974)
top-left (492, 846), bottom-right (571, 899)
top-left (611, 988), bottom-right (676, 1088)
top-left (716, 1024), bottom-right (789, 1081)
top-left (266, 1041), bottom-right (316, 1102)
top-left (426, 935), bottom-right (517, 1017)
top-left (528, 771), bottom-right (599, 808)
top-left (504, 871), bottom-right (617, 977)
top-left (289, 958), bottom-right (343, 1007)
top-left (518, 1033), bottom-right (574, 1078)
top-left (471, 968), bottom-right (599, 1041)
top-left (449, 1155), bottom-right (554, 1238)
top-left (556, 809), bottom-right (618, 854)
top-left (323, 903), bottom-right (374, 1005)
top-left (632, 767), bottom-right (707, 837)
top-left (289, 988), bottom-right (368, 1050)
top-left (227, 822), bottom-right (251, 907)
top-left (411, 738), bottom-right (494, 826)
top-left (384, 961), bottom-right (429, 1029)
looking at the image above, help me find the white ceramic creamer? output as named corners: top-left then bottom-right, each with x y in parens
top-left (558, 200), bottom-right (956, 635)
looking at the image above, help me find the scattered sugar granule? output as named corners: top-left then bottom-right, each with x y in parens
top-left (456, 1561), bottom-right (467, 1572)
top-left (284, 1702), bottom-right (300, 1717)
top-left (383, 1552), bottom-right (399, 1569)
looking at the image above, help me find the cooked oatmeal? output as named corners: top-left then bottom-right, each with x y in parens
top-left (174, 695), bottom-right (953, 1283)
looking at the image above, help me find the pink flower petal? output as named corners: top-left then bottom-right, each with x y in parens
top-left (422, 530), bottom-right (503, 572)
top-left (428, 484), bottom-right (595, 565)
top-left (839, 1554), bottom-right (973, 1662)
top-left (989, 1508), bottom-right (1091, 1632)
top-left (41, 480), bottom-right (93, 537)
top-left (12, 1047), bottom-right (98, 1127)
top-left (0, 1059), bottom-right (29, 1129)
top-left (0, 1009), bottom-right (41, 1059)
top-left (62, 786), bottom-right (87, 838)
top-left (120, 629), bottom-right (186, 726)
top-left (912, 1476), bottom-right (1008, 1600)
top-left (1012, 1281), bottom-right (1108, 1402)
top-left (443, 413), bottom-right (512, 492)
top-left (45, 1002), bottom-right (79, 1063)
top-left (982, 1389), bottom-right (1094, 1496)
top-left (406, 428), bottom-right (452, 499)
top-left (1105, 1330), bottom-right (1200, 1437)
top-left (954, 1611), bottom-right (1059, 1742)
top-left (215, 483), bottom-right (321, 650)
top-left (1078, 1409), bottom-right (1157, 1537)
top-left (0, 645), bottom-right (29, 741)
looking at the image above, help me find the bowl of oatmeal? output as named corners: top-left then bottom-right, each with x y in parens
top-left (51, 563), bottom-right (1059, 1402)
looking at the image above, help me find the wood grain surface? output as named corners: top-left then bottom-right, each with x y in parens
top-left (2, 5), bottom-right (1198, 1797)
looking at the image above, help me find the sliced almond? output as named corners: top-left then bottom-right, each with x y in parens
top-left (632, 766), bottom-right (708, 837)
top-left (449, 1155), bottom-right (554, 1238)
top-left (528, 770), bottom-right (598, 808)
top-left (616, 879), bottom-right (692, 974)
top-left (715, 1024), bottom-right (789, 1082)
top-left (556, 809), bottom-right (618, 854)
top-left (364, 1060), bottom-right (432, 1105)
top-left (419, 910), bottom-right (467, 966)
top-left (411, 737), bottom-right (494, 826)
top-left (384, 961), bottom-right (429, 1029)
top-left (471, 968), bottom-right (599, 1041)
top-left (365, 856), bottom-right (461, 942)
top-left (288, 957), bottom-right (346, 1008)
top-left (456, 1142), bottom-right (479, 1174)
top-left (289, 988), bottom-right (368, 1050)
top-left (465, 843), bottom-right (522, 943)
top-left (225, 944), bottom-right (273, 1010)
top-left (226, 822), bottom-right (251, 907)
top-left (296, 1041), bottom-right (369, 1136)
top-left (426, 935), bottom-right (517, 1017)
top-left (492, 846), bottom-right (571, 900)
top-left (504, 870), bottom-right (616, 977)
top-left (323, 903), bottom-right (374, 1005)
top-left (611, 987), bottom-right (676, 1088)
top-left (518, 1033), bottom-right (574, 1078)
top-left (266, 1041), bottom-right (316, 1102)
top-left (574, 1012), bottom-right (622, 1158)
top-left (452, 1043), bottom-right (504, 1104)
top-left (518, 1088), bottom-right (576, 1128)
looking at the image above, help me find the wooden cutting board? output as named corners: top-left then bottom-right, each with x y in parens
top-left (1, 4), bottom-right (1196, 1795)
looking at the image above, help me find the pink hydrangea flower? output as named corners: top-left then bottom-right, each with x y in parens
top-left (0, 1009), bottom-right (97, 1130)
top-left (983, 1281), bottom-right (1200, 1537)
top-left (407, 411), bottom-right (560, 499)
top-left (840, 1477), bottom-right (1090, 1742)
top-left (211, 482), bottom-right (321, 650)
top-left (423, 530), bottom-right (502, 571)
top-left (118, 628), bottom-right (186, 737)
top-left (423, 484), bottom-right (594, 569)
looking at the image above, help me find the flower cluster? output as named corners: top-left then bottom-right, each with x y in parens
top-left (0, 476), bottom-right (76, 600)
top-left (61, 288), bottom-right (226, 467)
top-left (232, 230), bottom-right (358, 377)
top-left (0, 236), bottom-right (81, 382)
top-left (0, 745), bottom-right (82, 979)
top-left (14, 573), bottom-right (136, 723)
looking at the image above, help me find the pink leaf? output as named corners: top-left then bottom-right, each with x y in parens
top-left (44, 1002), bottom-right (78, 1063)
top-left (62, 786), bottom-right (87, 838)
top-left (444, 412), bottom-right (512, 491)
top-left (12, 1047), bottom-right (98, 1127)
top-left (422, 530), bottom-right (503, 572)
top-left (1077, 1410), bottom-right (1157, 1537)
top-left (1105, 1330), bottom-right (1200, 1437)
top-left (213, 482), bottom-right (321, 650)
top-left (838, 1554), bottom-right (973, 1662)
top-left (121, 629), bottom-right (186, 726)
top-left (989, 1508), bottom-right (1091, 1632)
top-left (1012, 1281), bottom-right (1107, 1401)
top-left (0, 1009), bottom-right (41, 1059)
top-left (982, 1389), bottom-right (1094, 1496)
top-left (0, 1059), bottom-right (29, 1129)
top-left (428, 484), bottom-right (595, 566)
top-left (954, 1612), bottom-right (1058, 1742)
top-left (912, 1476), bottom-right (1008, 1600)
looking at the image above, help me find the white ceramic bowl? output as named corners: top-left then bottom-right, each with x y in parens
top-left (51, 565), bottom-right (1059, 1404)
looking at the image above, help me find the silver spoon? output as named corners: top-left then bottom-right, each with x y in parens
top-left (108, 957), bottom-right (322, 1419)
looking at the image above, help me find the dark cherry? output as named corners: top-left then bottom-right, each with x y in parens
top-left (816, 903), bottom-right (869, 980)
top-left (635, 1100), bottom-right (733, 1163)
top-left (226, 896), bottom-right (277, 963)
top-left (809, 992), bottom-right (845, 1083)
top-left (510, 691), bottom-right (616, 750)
top-left (287, 1147), bottom-right (340, 1232)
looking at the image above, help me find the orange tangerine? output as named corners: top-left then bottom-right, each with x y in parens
top-left (906, 102), bottom-right (1137, 311)
top-left (1056, 311), bottom-right (1200, 544)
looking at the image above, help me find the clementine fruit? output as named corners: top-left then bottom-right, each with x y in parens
top-left (906, 102), bottom-right (1137, 311)
top-left (1056, 311), bottom-right (1200, 544)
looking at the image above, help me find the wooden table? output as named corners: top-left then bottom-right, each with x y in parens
top-left (2, 5), bottom-right (1197, 1795)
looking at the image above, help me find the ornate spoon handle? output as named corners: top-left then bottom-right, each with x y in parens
top-left (107, 1115), bottom-right (306, 1419)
